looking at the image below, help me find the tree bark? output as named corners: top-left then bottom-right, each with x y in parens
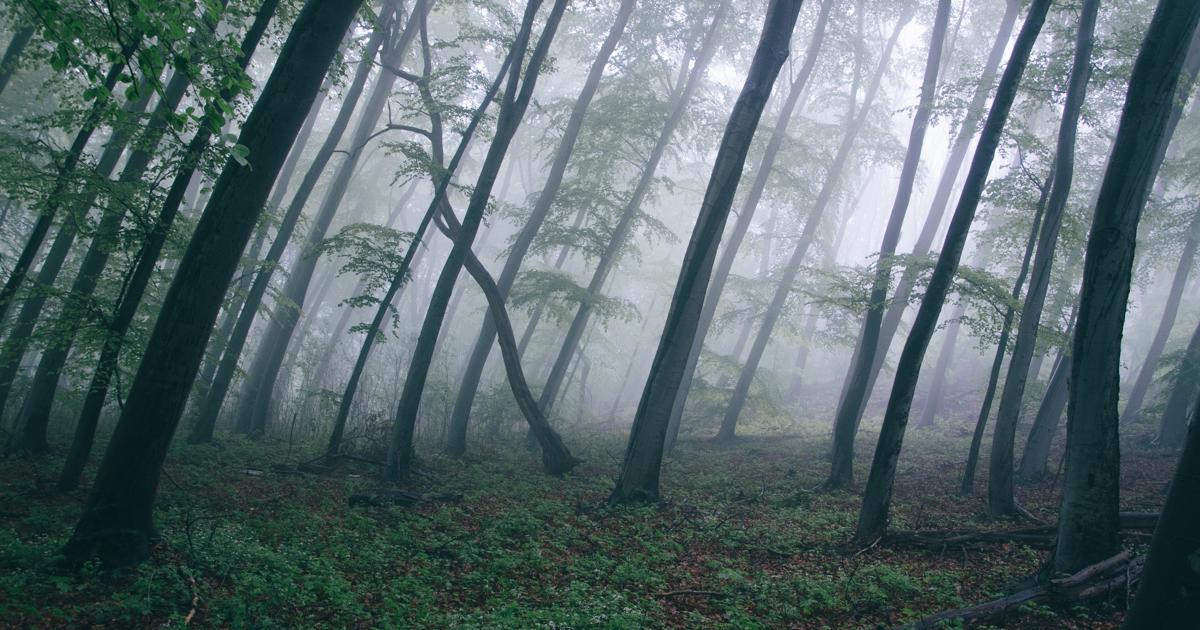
top-left (987, 0), bottom-right (1098, 518)
top-left (608, 0), bottom-right (803, 504)
top-left (0, 25), bottom-right (34, 96)
top-left (1017, 346), bottom-right (1070, 482)
top-left (443, 0), bottom-right (637, 456)
top-left (916, 303), bottom-right (965, 429)
top-left (61, 0), bottom-right (353, 568)
top-left (1054, 0), bottom-right (1200, 575)
top-left (1157, 316), bottom-right (1200, 448)
top-left (853, 0), bottom-right (1051, 543)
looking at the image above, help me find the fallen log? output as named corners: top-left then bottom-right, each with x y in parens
top-left (897, 552), bottom-right (1141, 629)
top-left (348, 489), bottom-right (463, 507)
top-left (885, 513), bottom-right (1158, 551)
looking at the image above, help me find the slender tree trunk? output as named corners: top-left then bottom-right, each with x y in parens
top-left (609, 0), bottom-right (803, 504)
top-left (1121, 389), bottom-right (1200, 628)
top-left (236, 0), bottom-right (424, 437)
top-left (385, 0), bottom-right (568, 482)
top-left (0, 26), bottom-right (34, 96)
top-left (1017, 346), bottom-right (1070, 481)
top-left (853, 0), bottom-right (1051, 543)
top-left (443, 0), bottom-right (637, 456)
top-left (62, 0), bottom-right (356, 568)
top-left (1157, 316), bottom-right (1200, 448)
top-left (843, 0), bottom-right (1022, 414)
top-left (56, 0), bottom-right (282, 491)
top-left (724, 7), bottom-right (912, 447)
top-left (916, 303), bottom-right (965, 429)
top-left (1053, 0), bottom-right (1200, 575)
top-left (536, 2), bottom-right (730, 420)
top-left (987, 0), bottom-right (1098, 518)
top-left (665, 0), bottom-right (834, 445)
top-left (824, 2), bottom-right (947, 482)
top-left (187, 5), bottom-right (399, 443)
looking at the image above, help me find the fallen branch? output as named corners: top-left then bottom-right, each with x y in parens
top-left (897, 552), bottom-right (1141, 629)
top-left (655, 590), bottom-right (723, 598)
top-left (348, 489), bottom-right (462, 507)
top-left (885, 513), bottom-right (1158, 551)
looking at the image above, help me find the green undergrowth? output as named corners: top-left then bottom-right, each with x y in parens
top-left (0, 426), bottom-right (1162, 628)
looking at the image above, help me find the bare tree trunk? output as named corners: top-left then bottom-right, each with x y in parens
top-left (1054, 0), bottom-right (1200, 575)
top-left (916, 303), bottom-right (965, 429)
top-left (62, 0), bottom-right (352, 567)
top-left (1016, 346), bottom-right (1070, 482)
top-left (853, 0), bottom-right (1051, 543)
top-left (987, 0), bottom-right (1099, 518)
top-left (1157, 316), bottom-right (1200, 448)
top-left (0, 26), bottom-right (34, 96)
top-left (609, 0), bottom-right (803, 504)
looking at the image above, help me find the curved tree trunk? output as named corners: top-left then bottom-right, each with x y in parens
top-left (62, 0), bottom-right (354, 568)
top-left (608, 0), bottom-right (804, 504)
top-left (1157, 316), bottom-right (1200, 448)
top-left (853, 0), bottom-right (1051, 543)
top-left (987, 0), bottom-right (1098, 518)
top-left (1016, 347), bottom-right (1070, 482)
top-left (1054, 0), bottom-right (1200, 576)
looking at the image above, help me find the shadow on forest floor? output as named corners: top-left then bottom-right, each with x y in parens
top-left (0, 423), bottom-right (1177, 628)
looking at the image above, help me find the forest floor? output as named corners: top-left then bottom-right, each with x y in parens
top-left (0, 421), bottom-right (1177, 629)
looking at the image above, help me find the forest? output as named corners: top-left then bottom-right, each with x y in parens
top-left (0, 0), bottom-right (1197, 627)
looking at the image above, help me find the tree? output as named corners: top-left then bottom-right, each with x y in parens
top-left (1121, 388), bottom-right (1200, 627)
top-left (1156, 316), bottom-right (1200, 448)
top-left (1053, 0), bottom-right (1200, 575)
top-left (384, 0), bottom-right (568, 482)
top-left (853, 0), bottom-right (1052, 543)
top-left (443, 0), bottom-right (637, 456)
top-left (0, 25), bottom-right (34, 96)
top-left (608, 0), bottom-right (804, 505)
top-left (62, 0), bottom-right (360, 567)
top-left (825, 0), bottom-right (951, 474)
top-left (987, 0), bottom-right (1099, 518)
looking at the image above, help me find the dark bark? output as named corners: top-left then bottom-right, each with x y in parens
top-left (1017, 348), bottom-right (1070, 482)
top-left (1157, 316), bottom-right (1200, 448)
top-left (385, 0), bottom-right (568, 482)
top-left (916, 303), bottom-right (964, 429)
top-left (987, 0), bottom-right (1098, 518)
top-left (823, 0), bottom-right (948, 481)
top-left (664, 0), bottom-right (833, 448)
top-left (61, 0), bottom-right (351, 568)
top-left (537, 1), bottom-right (730, 420)
top-left (0, 26), bottom-right (34, 96)
top-left (608, 0), bottom-right (803, 505)
top-left (841, 0), bottom-right (1022, 416)
top-left (1122, 392), bottom-right (1200, 628)
top-left (443, 0), bottom-right (637, 456)
top-left (853, 0), bottom-right (1051, 543)
top-left (1053, 0), bottom-right (1200, 575)
top-left (235, 0), bottom-right (423, 437)
top-left (188, 6), bottom-right (398, 443)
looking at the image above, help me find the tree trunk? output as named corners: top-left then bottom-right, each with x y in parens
top-left (536, 1), bottom-right (730, 420)
top-left (443, 0), bottom-right (636, 456)
top-left (0, 26), bottom-right (34, 96)
top-left (1157, 316), bottom-right (1200, 448)
top-left (843, 0), bottom-right (1022, 415)
top-left (987, 0), bottom-right (1098, 518)
top-left (608, 0), bottom-right (803, 504)
top-left (664, 0), bottom-right (833, 447)
top-left (1121, 390), bottom-right (1200, 628)
top-left (853, 0), bottom-right (1051, 543)
top-left (824, 0), bottom-right (947, 482)
top-left (916, 303), bottom-right (965, 429)
top-left (55, 0), bottom-right (284, 491)
top-left (61, 0), bottom-right (352, 568)
top-left (235, 0), bottom-right (424, 437)
top-left (385, 0), bottom-right (568, 482)
top-left (1017, 347), bottom-right (1070, 482)
top-left (725, 7), bottom-right (911, 448)
top-left (187, 5), bottom-right (399, 443)
top-left (1054, 0), bottom-right (1200, 576)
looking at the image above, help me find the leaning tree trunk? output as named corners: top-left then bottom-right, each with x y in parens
top-left (61, 0), bottom-right (354, 569)
top-left (916, 302), bottom-right (965, 429)
top-left (442, 0), bottom-right (636, 456)
top-left (1016, 345), bottom-right (1070, 482)
top-left (1053, 0), bottom-right (1200, 576)
top-left (0, 25), bottom-right (34, 96)
top-left (55, 0), bottom-right (284, 491)
top-left (853, 0), bottom-right (1051, 544)
top-left (187, 5), bottom-right (400, 443)
top-left (841, 0), bottom-right (1022, 415)
top-left (824, 0), bottom-right (948, 481)
top-left (664, 0), bottom-right (834, 448)
top-left (1157, 316), bottom-right (1200, 448)
top-left (385, 0), bottom-right (568, 482)
top-left (235, 0), bottom-right (424, 438)
top-left (987, 0), bottom-right (1098, 519)
top-left (1121, 387), bottom-right (1200, 628)
top-left (536, 1), bottom-right (730, 420)
top-left (608, 0), bottom-right (803, 505)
